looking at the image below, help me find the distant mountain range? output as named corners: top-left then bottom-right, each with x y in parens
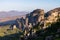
top-left (0, 11), bottom-right (28, 22)
top-left (0, 10), bottom-right (28, 18)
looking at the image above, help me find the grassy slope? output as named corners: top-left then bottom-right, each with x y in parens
top-left (0, 25), bottom-right (20, 37)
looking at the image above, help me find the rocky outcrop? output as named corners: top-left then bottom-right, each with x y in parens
top-left (30, 9), bottom-right (44, 25)
top-left (44, 7), bottom-right (60, 28)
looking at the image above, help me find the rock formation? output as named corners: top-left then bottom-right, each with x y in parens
top-left (10, 7), bottom-right (60, 30)
top-left (44, 7), bottom-right (60, 28)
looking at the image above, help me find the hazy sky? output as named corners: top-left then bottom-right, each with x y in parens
top-left (0, 0), bottom-right (60, 12)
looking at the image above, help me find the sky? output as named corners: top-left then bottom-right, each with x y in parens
top-left (0, 0), bottom-right (60, 12)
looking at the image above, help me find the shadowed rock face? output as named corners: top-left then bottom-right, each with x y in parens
top-left (25, 9), bottom-right (44, 28)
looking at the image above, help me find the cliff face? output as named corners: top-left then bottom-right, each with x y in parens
top-left (28, 9), bottom-right (44, 25)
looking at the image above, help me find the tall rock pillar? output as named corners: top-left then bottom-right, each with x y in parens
top-left (25, 14), bottom-right (29, 28)
top-left (38, 9), bottom-right (44, 22)
top-left (38, 9), bottom-right (44, 29)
